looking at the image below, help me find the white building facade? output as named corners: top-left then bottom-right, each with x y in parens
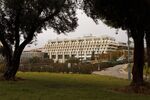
top-left (44, 35), bottom-right (126, 63)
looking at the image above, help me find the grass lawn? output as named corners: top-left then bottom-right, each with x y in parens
top-left (0, 72), bottom-right (150, 100)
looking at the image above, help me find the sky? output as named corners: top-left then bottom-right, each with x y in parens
top-left (25, 10), bottom-right (127, 50)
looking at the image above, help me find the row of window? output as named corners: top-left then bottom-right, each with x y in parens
top-left (45, 44), bottom-right (115, 49)
top-left (47, 47), bottom-right (108, 51)
top-left (49, 38), bottom-right (115, 44)
top-left (46, 44), bottom-right (111, 48)
top-left (49, 41), bottom-right (113, 46)
top-left (50, 50), bottom-right (107, 55)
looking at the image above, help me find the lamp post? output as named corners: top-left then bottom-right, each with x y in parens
top-left (127, 30), bottom-right (131, 80)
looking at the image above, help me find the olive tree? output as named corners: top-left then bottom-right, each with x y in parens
top-left (0, 0), bottom-right (78, 80)
top-left (83, 0), bottom-right (150, 86)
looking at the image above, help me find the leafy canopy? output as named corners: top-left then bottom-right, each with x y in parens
top-left (0, 0), bottom-right (78, 47)
top-left (83, 0), bottom-right (150, 33)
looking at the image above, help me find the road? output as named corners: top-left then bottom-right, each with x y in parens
top-left (92, 64), bottom-right (129, 79)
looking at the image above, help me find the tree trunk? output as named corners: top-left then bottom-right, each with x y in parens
top-left (3, 49), bottom-right (22, 80)
top-left (3, 59), bottom-right (20, 80)
top-left (146, 33), bottom-right (150, 67)
top-left (131, 33), bottom-right (145, 86)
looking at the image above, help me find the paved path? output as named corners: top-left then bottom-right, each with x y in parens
top-left (92, 64), bottom-right (129, 79)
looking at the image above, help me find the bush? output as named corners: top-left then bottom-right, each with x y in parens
top-left (93, 60), bottom-right (128, 71)
top-left (78, 63), bottom-right (93, 74)
top-left (19, 60), bottom-right (127, 74)
top-left (0, 63), bottom-right (5, 73)
top-left (19, 62), bottom-right (94, 74)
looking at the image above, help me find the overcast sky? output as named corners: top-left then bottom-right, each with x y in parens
top-left (25, 10), bottom-right (127, 50)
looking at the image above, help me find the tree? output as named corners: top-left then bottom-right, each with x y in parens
top-left (0, 0), bottom-right (78, 80)
top-left (91, 51), bottom-right (95, 61)
top-left (146, 34), bottom-right (150, 67)
top-left (144, 0), bottom-right (150, 68)
top-left (82, 0), bottom-right (150, 86)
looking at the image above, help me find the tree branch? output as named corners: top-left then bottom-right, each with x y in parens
top-left (0, 32), bottom-right (13, 60)
top-left (14, 14), bottom-right (20, 49)
top-left (17, 0), bottom-right (66, 54)
top-left (38, 0), bottom-right (66, 25)
top-left (19, 26), bottom-right (37, 53)
top-left (14, 4), bottom-right (24, 50)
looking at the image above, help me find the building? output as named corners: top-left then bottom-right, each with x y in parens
top-left (21, 48), bottom-right (48, 61)
top-left (44, 35), bottom-right (126, 63)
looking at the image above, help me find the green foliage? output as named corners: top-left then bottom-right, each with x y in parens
top-left (20, 58), bottom-right (54, 72)
top-left (19, 60), bottom-right (126, 74)
top-left (144, 63), bottom-right (150, 80)
top-left (0, 63), bottom-right (5, 73)
top-left (29, 57), bottom-right (41, 64)
top-left (83, 0), bottom-right (150, 31)
top-left (0, 0), bottom-right (78, 78)
top-left (19, 62), bottom-right (94, 74)
top-left (0, 58), bottom-right (6, 73)
top-left (0, 0), bottom-right (78, 39)
top-left (78, 63), bottom-right (93, 74)
top-left (94, 61), bottom-right (126, 71)
top-left (82, 0), bottom-right (149, 84)
top-left (66, 57), bottom-right (80, 64)
top-left (43, 53), bottom-right (49, 59)
top-left (91, 51), bottom-right (95, 60)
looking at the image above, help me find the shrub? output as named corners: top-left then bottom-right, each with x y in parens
top-left (0, 63), bottom-right (5, 73)
top-left (78, 63), bottom-right (93, 74)
top-left (19, 60), bottom-right (127, 74)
